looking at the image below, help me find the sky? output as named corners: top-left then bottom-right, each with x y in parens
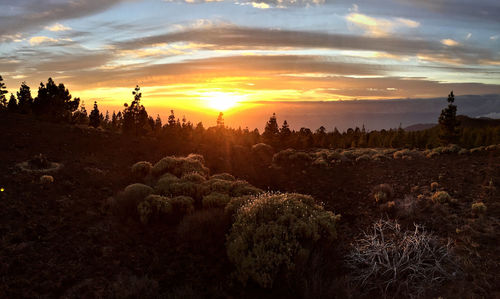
top-left (1, 0), bottom-right (499, 130)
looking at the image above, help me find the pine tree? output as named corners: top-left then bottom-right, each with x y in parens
top-left (17, 82), bottom-right (33, 114)
top-left (7, 93), bottom-right (17, 112)
top-left (168, 110), bottom-right (176, 126)
top-left (72, 101), bottom-right (89, 125)
top-left (0, 75), bottom-right (8, 110)
top-left (280, 120), bottom-right (291, 137)
top-left (438, 91), bottom-right (460, 145)
top-left (216, 112), bottom-right (224, 127)
top-left (263, 113), bottom-right (279, 145)
top-left (32, 78), bottom-right (79, 122)
top-left (89, 101), bottom-right (100, 128)
top-left (122, 85), bottom-right (148, 135)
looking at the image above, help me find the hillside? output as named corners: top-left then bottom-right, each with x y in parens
top-left (1, 113), bottom-right (499, 298)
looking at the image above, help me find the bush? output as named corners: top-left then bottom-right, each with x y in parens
top-left (458, 148), bottom-right (469, 155)
top-left (393, 149), bottom-right (410, 159)
top-left (131, 161), bottom-right (152, 179)
top-left (40, 175), bottom-right (54, 184)
top-left (230, 180), bottom-right (263, 197)
top-left (272, 149), bottom-right (313, 169)
top-left (430, 182), bottom-right (439, 191)
top-left (151, 155), bottom-right (209, 178)
top-left (431, 191), bottom-right (451, 203)
top-left (210, 173), bottom-right (235, 181)
top-left (224, 195), bottom-right (254, 218)
top-left (168, 196), bottom-right (195, 216)
top-left (226, 192), bottom-right (340, 288)
top-left (181, 172), bottom-right (206, 183)
top-left (202, 192), bottom-right (231, 209)
top-left (114, 183), bottom-right (154, 218)
top-left (346, 219), bottom-right (456, 297)
top-left (471, 202), bottom-right (487, 215)
top-left (204, 178), bottom-right (234, 194)
top-left (151, 156), bottom-right (179, 177)
top-left (137, 194), bottom-right (172, 224)
top-left (372, 184), bottom-right (394, 203)
top-left (251, 143), bottom-right (274, 166)
top-left (355, 154), bottom-right (371, 162)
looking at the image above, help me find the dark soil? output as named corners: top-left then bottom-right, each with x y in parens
top-left (1, 113), bottom-right (499, 298)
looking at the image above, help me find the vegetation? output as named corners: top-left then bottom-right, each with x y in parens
top-left (226, 192), bottom-right (340, 288)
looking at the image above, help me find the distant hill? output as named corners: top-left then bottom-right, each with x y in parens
top-left (404, 123), bottom-right (436, 131)
top-left (404, 115), bottom-right (500, 132)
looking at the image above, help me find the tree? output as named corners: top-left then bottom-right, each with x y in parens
top-left (122, 85), bottom-right (148, 135)
top-left (168, 110), bottom-right (176, 127)
top-left (17, 82), bottom-right (33, 114)
top-left (7, 93), bottom-right (17, 112)
top-left (32, 78), bottom-right (80, 122)
top-left (0, 75), bottom-right (8, 110)
top-left (89, 101), bottom-right (100, 128)
top-left (280, 120), bottom-right (291, 137)
top-left (438, 91), bottom-right (460, 145)
top-left (216, 112), bottom-right (224, 127)
top-left (72, 101), bottom-right (89, 125)
top-left (263, 113), bottom-right (279, 145)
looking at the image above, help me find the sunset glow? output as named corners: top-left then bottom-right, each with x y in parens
top-left (0, 0), bottom-right (499, 128)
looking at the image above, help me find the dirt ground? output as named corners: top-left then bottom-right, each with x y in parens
top-left (1, 113), bottom-right (498, 298)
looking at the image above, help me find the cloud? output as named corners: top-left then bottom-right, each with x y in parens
top-left (346, 10), bottom-right (420, 37)
top-left (441, 39), bottom-right (459, 46)
top-left (0, 0), bottom-right (128, 39)
top-left (114, 25), bottom-right (497, 65)
top-left (45, 23), bottom-right (72, 32)
top-left (251, 2), bottom-right (271, 9)
top-left (466, 33), bottom-right (472, 40)
top-left (491, 35), bottom-right (499, 40)
top-left (29, 36), bottom-right (59, 45)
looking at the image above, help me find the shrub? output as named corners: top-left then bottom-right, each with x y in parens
top-left (471, 202), bottom-right (487, 215)
top-left (154, 173), bottom-right (181, 194)
top-left (115, 183), bottom-right (154, 217)
top-left (252, 143), bottom-right (274, 165)
top-left (151, 155), bottom-right (209, 178)
top-left (355, 154), bottom-right (371, 162)
top-left (40, 175), bottom-right (54, 184)
top-left (372, 184), bottom-right (394, 203)
top-left (226, 192), bottom-right (340, 288)
top-left (458, 149), bottom-right (469, 155)
top-left (168, 196), bottom-right (195, 216)
top-left (181, 172), bottom-right (206, 183)
top-left (202, 192), bottom-right (231, 209)
top-left (210, 173), bottom-right (235, 181)
top-left (224, 195), bottom-right (254, 218)
top-left (137, 194), bottom-right (172, 224)
top-left (430, 182), bottom-right (439, 191)
top-left (431, 191), bottom-right (451, 203)
top-left (205, 178), bottom-right (234, 194)
top-left (272, 149), bottom-right (313, 169)
top-left (151, 156), bottom-right (179, 177)
top-left (230, 180), bottom-right (263, 197)
top-left (131, 161), bottom-right (152, 179)
top-left (312, 157), bottom-right (328, 167)
top-left (346, 219), bottom-right (456, 297)
top-left (186, 153), bottom-right (205, 164)
top-left (393, 149), bottom-right (410, 159)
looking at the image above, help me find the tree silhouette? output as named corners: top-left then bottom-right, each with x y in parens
top-left (17, 82), bottom-right (33, 114)
top-left (122, 85), bottom-right (148, 135)
top-left (89, 101), bottom-right (100, 128)
top-left (72, 101), bottom-right (89, 125)
top-left (0, 75), bottom-right (8, 110)
top-left (216, 112), bottom-right (224, 127)
top-left (438, 91), bottom-right (460, 145)
top-left (263, 113), bottom-right (279, 145)
top-left (7, 93), bottom-right (18, 112)
top-left (32, 78), bottom-right (80, 122)
top-left (168, 110), bottom-right (176, 127)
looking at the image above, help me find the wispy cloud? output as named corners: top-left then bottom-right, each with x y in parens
top-left (441, 39), bottom-right (459, 46)
top-left (29, 36), bottom-right (59, 45)
top-left (45, 23), bottom-right (72, 32)
top-left (346, 6), bottom-right (420, 37)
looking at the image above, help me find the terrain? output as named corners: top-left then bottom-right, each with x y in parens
top-left (1, 113), bottom-right (499, 298)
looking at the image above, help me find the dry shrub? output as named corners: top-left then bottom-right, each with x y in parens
top-left (202, 192), bottom-right (231, 209)
top-left (372, 184), bottom-right (394, 203)
top-left (355, 154), bottom-right (371, 162)
top-left (471, 202), bottom-right (487, 216)
top-left (272, 149), bottom-right (313, 169)
top-left (432, 191), bottom-right (451, 204)
top-left (40, 175), bottom-right (54, 185)
top-left (210, 173), bottom-right (235, 181)
top-left (230, 180), bottom-right (263, 197)
top-left (204, 178), bottom-right (233, 194)
top-left (151, 155), bottom-right (209, 178)
top-left (346, 219), bottom-right (457, 298)
top-left (224, 195), bottom-right (254, 218)
top-left (393, 149), bottom-right (410, 159)
top-left (430, 182), bottom-right (439, 191)
top-left (131, 161), bottom-right (152, 179)
top-left (226, 192), bottom-right (340, 288)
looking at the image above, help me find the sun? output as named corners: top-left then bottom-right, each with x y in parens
top-left (202, 91), bottom-right (243, 111)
